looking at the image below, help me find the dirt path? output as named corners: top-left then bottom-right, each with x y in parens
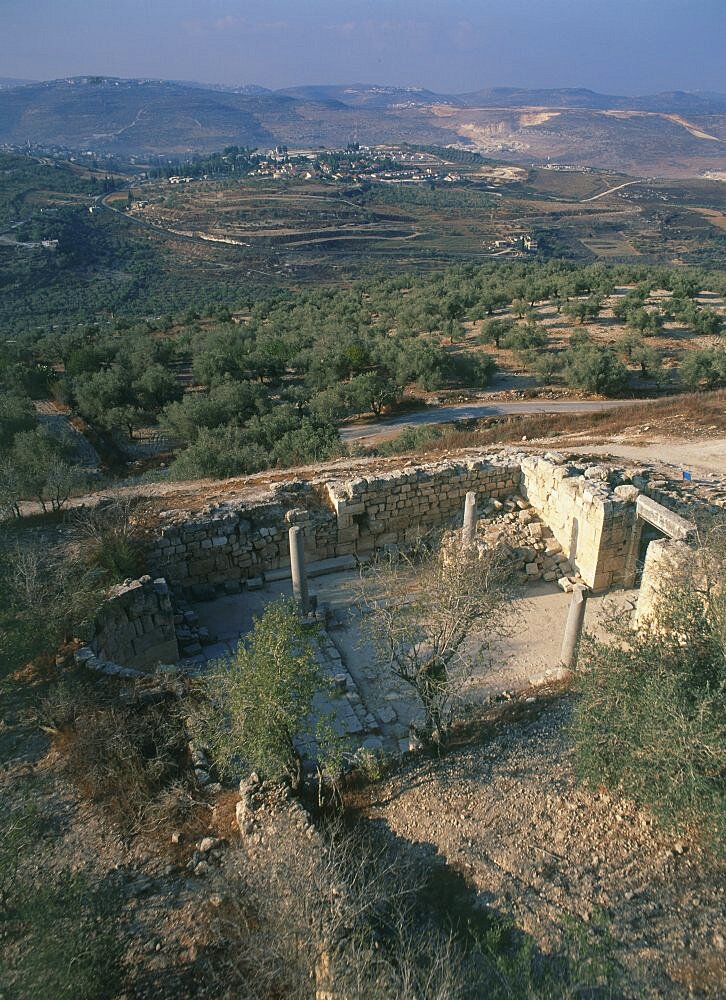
top-left (566, 438), bottom-right (726, 477)
top-left (580, 179), bottom-right (642, 203)
top-left (12, 427), bottom-right (723, 521)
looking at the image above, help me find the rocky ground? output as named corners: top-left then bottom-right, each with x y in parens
top-left (2, 663), bottom-right (724, 998)
top-left (350, 695), bottom-right (726, 999)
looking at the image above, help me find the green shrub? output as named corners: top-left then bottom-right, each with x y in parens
top-left (71, 498), bottom-right (145, 581)
top-left (169, 409), bottom-right (341, 480)
top-left (501, 324), bottom-right (548, 352)
top-left (680, 347), bottom-right (726, 390)
top-left (564, 344), bottom-right (629, 396)
top-left (571, 532), bottom-right (725, 849)
top-left (521, 350), bottom-right (563, 384)
top-left (195, 599), bottom-right (343, 791)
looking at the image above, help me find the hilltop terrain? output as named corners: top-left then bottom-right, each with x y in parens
top-left (1, 143), bottom-right (724, 336)
top-left (0, 77), bottom-right (725, 176)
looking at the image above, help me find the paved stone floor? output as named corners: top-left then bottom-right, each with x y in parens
top-left (189, 569), bottom-right (637, 758)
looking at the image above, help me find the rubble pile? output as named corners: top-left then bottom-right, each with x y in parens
top-left (474, 494), bottom-right (585, 591)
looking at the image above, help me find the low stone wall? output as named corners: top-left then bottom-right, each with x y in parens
top-left (148, 456), bottom-right (521, 591)
top-left (634, 525), bottom-right (722, 628)
top-left (69, 447), bottom-right (725, 680)
top-left (147, 453), bottom-right (668, 595)
top-left (520, 456), bottom-right (638, 590)
top-left (148, 495), bottom-right (338, 592)
top-left (90, 575), bottom-right (179, 669)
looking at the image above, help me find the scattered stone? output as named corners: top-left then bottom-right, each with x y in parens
top-left (584, 466), bottom-right (609, 481)
top-left (198, 836), bottom-right (221, 853)
top-left (614, 484), bottom-right (640, 502)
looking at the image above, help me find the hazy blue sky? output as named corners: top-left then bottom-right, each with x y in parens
top-left (2, 0), bottom-right (724, 94)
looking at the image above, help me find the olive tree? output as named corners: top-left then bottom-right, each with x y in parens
top-left (0, 427), bottom-right (85, 514)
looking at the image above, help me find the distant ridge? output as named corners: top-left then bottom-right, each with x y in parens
top-left (276, 84), bottom-right (444, 108)
top-left (0, 76), bottom-right (722, 176)
top-left (0, 77), bottom-right (36, 89)
top-left (277, 83), bottom-right (726, 115)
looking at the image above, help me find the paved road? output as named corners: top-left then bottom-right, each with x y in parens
top-left (340, 398), bottom-right (653, 442)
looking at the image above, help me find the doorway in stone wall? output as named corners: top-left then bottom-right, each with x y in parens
top-left (635, 522), bottom-right (669, 586)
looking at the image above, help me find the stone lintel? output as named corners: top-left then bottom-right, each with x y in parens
top-left (636, 495), bottom-right (694, 541)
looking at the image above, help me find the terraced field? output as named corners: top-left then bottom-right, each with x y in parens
top-left (128, 158), bottom-right (726, 271)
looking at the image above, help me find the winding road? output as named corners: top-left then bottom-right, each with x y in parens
top-left (340, 397), bottom-right (653, 442)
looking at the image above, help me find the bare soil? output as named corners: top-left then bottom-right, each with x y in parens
top-left (348, 695), bottom-right (726, 999)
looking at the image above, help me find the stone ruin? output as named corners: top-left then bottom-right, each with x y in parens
top-left (74, 449), bottom-right (724, 687)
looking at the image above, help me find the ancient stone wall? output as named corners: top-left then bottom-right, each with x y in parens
top-left (326, 456), bottom-right (521, 555)
top-left (147, 456), bottom-right (521, 591)
top-left (74, 448), bottom-right (723, 675)
top-left (520, 457), bottom-right (638, 590)
top-left (635, 537), bottom-right (693, 626)
top-left (148, 497), bottom-right (338, 593)
top-left (634, 526), bottom-right (722, 629)
top-left (146, 454), bottom-right (656, 595)
top-left (90, 575), bottom-right (179, 669)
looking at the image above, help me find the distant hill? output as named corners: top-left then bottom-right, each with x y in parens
top-left (0, 77), bottom-right (451, 155)
top-left (455, 87), bottom-right (726, 114)
top-left (277, 84), bottom-right (445, 108)
top-left (0, 78), bottom-right (318, 153)
top-left (279, 84), bottom-right (726, 115)
top-left (0, 76), bottom-right (723, 176)
top-left (0, 77), bottom-right (36, 89)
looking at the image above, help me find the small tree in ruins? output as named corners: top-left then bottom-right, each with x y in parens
top-left (196, 599), bottom-right (344, 793)
top-left (358, 540), bottom-right (518, 744)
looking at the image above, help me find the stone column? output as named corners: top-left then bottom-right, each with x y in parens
top-left (288, 525), bottom-right (310, 615)
top-left (462, 491), bottom-right (477, 548)
top-left (560, 584), bottom-right (588, 668)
